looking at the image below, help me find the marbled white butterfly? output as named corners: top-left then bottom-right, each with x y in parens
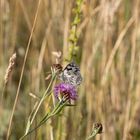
top-left (59, 62), bottom-right (82, 86)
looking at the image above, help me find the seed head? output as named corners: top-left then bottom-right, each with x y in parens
top-left (4, 53), bottom-right (16, 84)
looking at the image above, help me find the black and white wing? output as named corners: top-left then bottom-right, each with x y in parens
top-left (59, 62), bottom-right (82, 86)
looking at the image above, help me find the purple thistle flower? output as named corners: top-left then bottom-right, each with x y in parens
top-left (54, 83), bottom-right (78, 101)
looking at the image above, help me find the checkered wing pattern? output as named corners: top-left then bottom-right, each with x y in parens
top-left (59, 62), bottom-right (82, 86)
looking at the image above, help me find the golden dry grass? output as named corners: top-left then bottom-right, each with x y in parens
top-left (1, 0), bottom-right (140, 140)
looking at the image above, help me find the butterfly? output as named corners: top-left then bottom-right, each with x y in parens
top-left (59, 62), bottom-right (82, 86)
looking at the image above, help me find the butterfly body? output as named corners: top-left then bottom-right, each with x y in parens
top-left (59, 62), bottom-right (82, 86)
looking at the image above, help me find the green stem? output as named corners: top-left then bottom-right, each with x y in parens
top-left (86, 127), bottom-right (102, 140)
top-left (30, 74), bottom-right (56, 124)
top-left (23, 74), bottom-right (56, 136)
top-left (20, 101), bottom-right (66, 140)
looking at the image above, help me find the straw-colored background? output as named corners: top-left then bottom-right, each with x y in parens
top-left (1, 0), bottom-right (140, 139)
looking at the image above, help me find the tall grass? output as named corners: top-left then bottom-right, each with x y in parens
top-left (1, 0), bottom-right (140, 140)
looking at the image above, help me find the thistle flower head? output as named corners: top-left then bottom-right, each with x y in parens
top-left (54, 83), bottom-right (78, 102)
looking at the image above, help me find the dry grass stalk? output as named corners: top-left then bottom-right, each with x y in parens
top-left (101, 17), bottom-right (134, 85)
top-left (1, 0), bottom-right (140, 139)
top-left (6, 0), bottom-right (42, 139)
top-left (4, 53), bottom-right (16, 85)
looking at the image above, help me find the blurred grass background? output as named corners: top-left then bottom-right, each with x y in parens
top-left (1, 0), bottom-right (140, 140)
